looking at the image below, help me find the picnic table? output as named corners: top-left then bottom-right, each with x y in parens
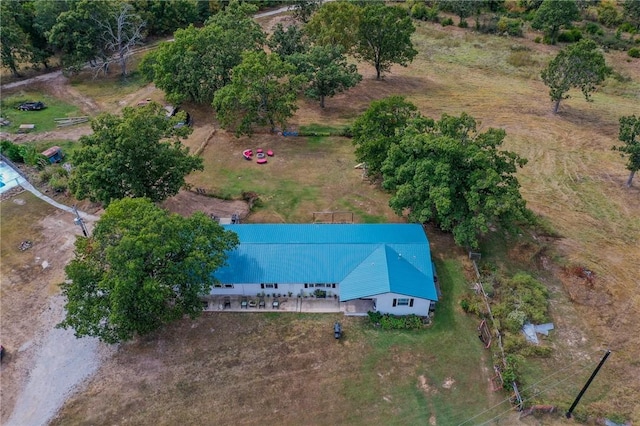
top-left (18, 124), bottom-right (35, 133)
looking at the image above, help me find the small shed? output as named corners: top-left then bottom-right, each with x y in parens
top-left (41, 146), bottom-right (63, 164)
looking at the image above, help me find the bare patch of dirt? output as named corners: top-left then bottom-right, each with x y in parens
top-left (0, 126), bottom-right (93, 143)
top-left (418, 374), bottom-right (437, 395)
top-left (442, 377), bottom-right (455, 389)
top-left (45, 73), bottom-right (101, 115)
top-left (161, 190), bottom-right (250, 220)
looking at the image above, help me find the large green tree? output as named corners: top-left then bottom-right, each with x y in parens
top-left (48, 0), bottom-right (112, 72)
top-left (131, 0), bottom-right (199, 36)
top-left (439, 0), bottom-right (479, 26)
top-left (541, 39), bottom-right (611, 113)
top-left (613, 115), bottom-right (640, 187)
top-left (355, 3), bottom-right (418, 80)
top-left (213, 51), bottom-right (305, 136)
top-left (267, 23), bottom-right (308, 59)
top-left (58, 198), bottom-right (239, 343)
top-left (289, 45), bottom-right (361, 108)
top-left (69, 103), bottom-right (202, 205)
top-left (291, 0), bottom-right (323, 23)
top-left (381, 113), bottom-right (532, 249)
top-left (140, 1), bottom-right (264, 104)
top-left (352, 96), bottom-right (425, 178)
top-left (305, 1), bottom-right (361, 52)
top-left (0, 1), bottom-right (32, 77)
top-left (531, 0), bottom-right (580, 44)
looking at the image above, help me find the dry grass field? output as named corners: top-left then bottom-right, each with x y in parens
top-left (2, 13), bottom-right (639, 425)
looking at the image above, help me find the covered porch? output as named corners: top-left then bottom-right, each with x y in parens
top-left (203, 295), bottom-right (375, 315)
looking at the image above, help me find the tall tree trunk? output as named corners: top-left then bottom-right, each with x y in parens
top-left (626, 170), bottom-right (636, 187)
top-left (120, 51), bottom-right (127, 76)
top-left (10, 64), bottom-right (20, 78)
top-left (320, 94), bottom-right (325, 109)
top-left (553, 98), bottom-right (561, 114)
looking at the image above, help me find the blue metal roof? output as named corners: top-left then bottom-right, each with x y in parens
top-left (214, 224), bottom-right (438, 301)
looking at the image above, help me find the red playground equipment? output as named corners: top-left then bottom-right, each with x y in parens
top-left (243, 148), bottom-right (273, 163)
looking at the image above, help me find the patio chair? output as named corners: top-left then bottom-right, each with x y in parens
top-left (272, 298), bottom-right (280, 309)
top-left (223, 297), bottom-right (231, 309)
top-left (241, 297), bottom-right (248, 309)
top-left (258, 298), bottom-right (266, 309)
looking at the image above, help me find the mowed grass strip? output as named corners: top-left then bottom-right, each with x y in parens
top-left (0, 91), bottom-right (82, 133)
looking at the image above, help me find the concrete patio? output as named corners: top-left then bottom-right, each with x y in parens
top-left (203, 295), bottom-right (374, 316)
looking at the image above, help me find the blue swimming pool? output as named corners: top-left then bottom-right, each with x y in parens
top-left (0, 161), bottom-right (23, 194)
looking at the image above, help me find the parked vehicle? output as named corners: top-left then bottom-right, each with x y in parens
top-left (334, 322), bottom-right (342, 339)
top-left (18, 101), bottom-right (46, 111)
top-left (164, 105), bottom-right (192, 128)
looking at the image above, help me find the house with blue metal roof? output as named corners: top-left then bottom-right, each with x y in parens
top-left (211, 224), bottom-right (438, 316)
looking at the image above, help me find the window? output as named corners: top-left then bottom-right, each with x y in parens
top-left (214, 283), bottom-right (234, 288)
top-left (393, 298), bottom-right (414, 307)
top-left (261, 283), bottom-right (278, 289)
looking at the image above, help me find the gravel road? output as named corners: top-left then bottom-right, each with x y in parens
top-left (5, 295), bottom-right (114, 426)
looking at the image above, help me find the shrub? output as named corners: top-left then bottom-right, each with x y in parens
top-left (593, 33), bottom-right (634, 51)
top-left (458, 20), bottom-right (469, 29)
top-left (597, 1), bottom-right (622, 28)
top-left (367, 311), bottom-right (424, 330)
top-left (583, 22), bottom-right (604, 35)
top-left (618, 22), bottom-right (638, 35)
top-left (425, 6), bottom-right (440, 23)
top-left (38, 169), bottom-right (53, 184)
top-left (367, 310), bottom-right (382, 324)
top-left (48, 174), bottom-right (68, 192)
top-left (339, 125), bottom-right (353, 138)
top-left (52, 165), bottom-right (69, 177)
top-left (0, 140), bottom-right (23, 162)
top-left (501, 354), bottom-right (523, 388)
top-left (441, 17), bottom-right (454, 27)
top-left (534, 36), bottom-right (542, 43)
top-left (520, 344), bottom-right (553, 358)
top-left (497, 17), bottom-right (523, 37)
top-left (558, 28), bottom-right (583, 43)
top-left (628, 47), bottom-right (640, 58)
top-left (411, 3), bottom-right (428, 20)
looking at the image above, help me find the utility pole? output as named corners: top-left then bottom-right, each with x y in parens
top-left (566, 349), bottom-right (611, 418)
top-left (72, 205), bottom-right (89, 237)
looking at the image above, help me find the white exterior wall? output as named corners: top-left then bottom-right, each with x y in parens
top-left (374, 292), bottom-right (431, 316)
top-left (211, 283), bottom-right (339, 298)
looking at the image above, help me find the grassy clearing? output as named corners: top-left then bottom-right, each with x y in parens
top-left (190, 132), bottom-right (398, 224)
top-left (0, 92), bottom-right (81, 133)
top-left (69, 71), bottom-right (148, 112)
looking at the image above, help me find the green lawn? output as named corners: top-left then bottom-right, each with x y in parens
top-left (342, 259), bottom-right (504, 425)
top-left (0, 92), bottom-right (82, 133)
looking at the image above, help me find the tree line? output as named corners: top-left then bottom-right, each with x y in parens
top-left (0, 0), bottom-right (287, 77)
